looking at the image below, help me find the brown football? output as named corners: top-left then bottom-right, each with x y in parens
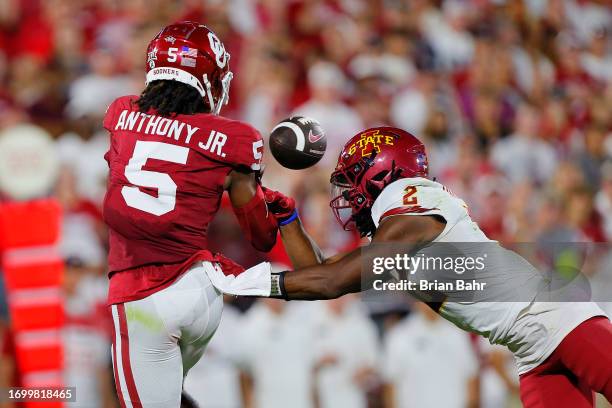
top-left (269, 116), bottom-right (326, 170)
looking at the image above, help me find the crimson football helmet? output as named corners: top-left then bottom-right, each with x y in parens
top-left (330, 127), bottom-right (429, 236)
top-left (145, 22), bottom-right (232, 115)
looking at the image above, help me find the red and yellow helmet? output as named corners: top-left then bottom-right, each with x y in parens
top-left (330, 127), bottom-right (429, 235)
top-left (145, 21), bottom-right (232, 115)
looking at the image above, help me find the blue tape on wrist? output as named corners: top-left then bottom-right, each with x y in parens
top-left (279, 209), bottom-right (298, 226)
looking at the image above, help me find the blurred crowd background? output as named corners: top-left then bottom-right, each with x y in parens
top-left (0, 0), bottom-right (611, 407)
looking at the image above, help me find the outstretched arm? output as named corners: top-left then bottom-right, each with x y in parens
top-left (274, 215), bottom-right (445, 300)
top-left (261, 187), bottom-right (324, 268)
top-left (263, 188), bottom-right (353, 268)
top-left (279, 220), bottom-right (324, 268)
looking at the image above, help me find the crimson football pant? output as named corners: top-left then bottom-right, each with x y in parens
top-left (110, 263), bottom-right (224, 408)
top-left (519, 316), bottom-right (612, 408)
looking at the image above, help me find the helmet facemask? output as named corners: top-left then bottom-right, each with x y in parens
top-left (330, 152), bottom-right (404, 237)
top-left (203, 70), bottom-right (233, 115)
top-left (330, 181), bottom-right (356, 230)
top-left (330, 155), bottom-right (376, 236)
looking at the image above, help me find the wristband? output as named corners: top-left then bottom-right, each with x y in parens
top-left (270, 271), bottom-right (289, 300)
top-left (279, 209), bottom-right (299, 226)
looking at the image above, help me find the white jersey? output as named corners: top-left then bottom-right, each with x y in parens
top-left (370, 177), bottom-right (606, 374)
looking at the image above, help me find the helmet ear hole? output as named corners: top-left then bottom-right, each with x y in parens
top-left (366, 170), bottom-right (388, 197)
top-left (371, 170), bottom-right (388, 182)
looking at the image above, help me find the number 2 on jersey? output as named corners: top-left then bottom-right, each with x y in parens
top-left (122, 141), bottom-right (189, 216)
top-left (402, 186), bottom-right (418, 205)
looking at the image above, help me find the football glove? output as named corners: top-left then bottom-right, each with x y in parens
top-left (262, 187), bottom-right (298, 226)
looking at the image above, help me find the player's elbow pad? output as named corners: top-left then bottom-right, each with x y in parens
top-left (232, 185), bottom-right (278, 252)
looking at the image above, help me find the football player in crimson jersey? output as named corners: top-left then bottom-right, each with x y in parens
top-left (102, 22), bottom-right (280, 407)
top-left (252, 127), bottom-right (612, 408)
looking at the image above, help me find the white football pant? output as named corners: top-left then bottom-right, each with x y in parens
top-left (110, 262), bottom-right (223, 408)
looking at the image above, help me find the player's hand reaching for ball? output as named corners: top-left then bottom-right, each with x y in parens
top-left (262, 187), bottom-right (297, 226)
top-left (262, 186), bottom-right (324, 268)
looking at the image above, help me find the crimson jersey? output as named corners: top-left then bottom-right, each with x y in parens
top-left (103, 95), bottom-right (263, 303)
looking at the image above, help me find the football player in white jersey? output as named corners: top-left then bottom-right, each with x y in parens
top-left (255, 127), bottom-right (612, 408)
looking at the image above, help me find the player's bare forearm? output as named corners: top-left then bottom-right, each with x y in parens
top-left (277, 215), bottom-right (445, 300)
top-left (279, 219), bottom-right (324, 268)
top-left (282, 246), bottom-right (364, 299)
top-left (281, 234), bottom-right (420, 300)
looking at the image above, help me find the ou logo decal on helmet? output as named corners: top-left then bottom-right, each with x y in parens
top-left (207, 32), bottom-right (228, 69)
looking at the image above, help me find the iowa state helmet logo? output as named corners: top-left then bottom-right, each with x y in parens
top-left (347, 130), bottom-right (395, 157)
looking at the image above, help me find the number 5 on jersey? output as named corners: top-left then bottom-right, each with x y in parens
top-left (122, 141), bottom-right (189, 216)
top-left (252, 140), bottom-right (263, 170)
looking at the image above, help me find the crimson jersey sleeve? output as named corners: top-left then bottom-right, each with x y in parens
top-left (207, 119), bottom-right (276, 251)
top-left (212, 120), bottom-right (264, 172)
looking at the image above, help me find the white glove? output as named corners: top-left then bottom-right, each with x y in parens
top-left (203, 261), bottom-right (273, 296)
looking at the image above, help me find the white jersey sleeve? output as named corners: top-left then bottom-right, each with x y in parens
top-left (371, 177), bottom-right (487, 242)
top-left (371, 178), bottom-right (446, 221)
